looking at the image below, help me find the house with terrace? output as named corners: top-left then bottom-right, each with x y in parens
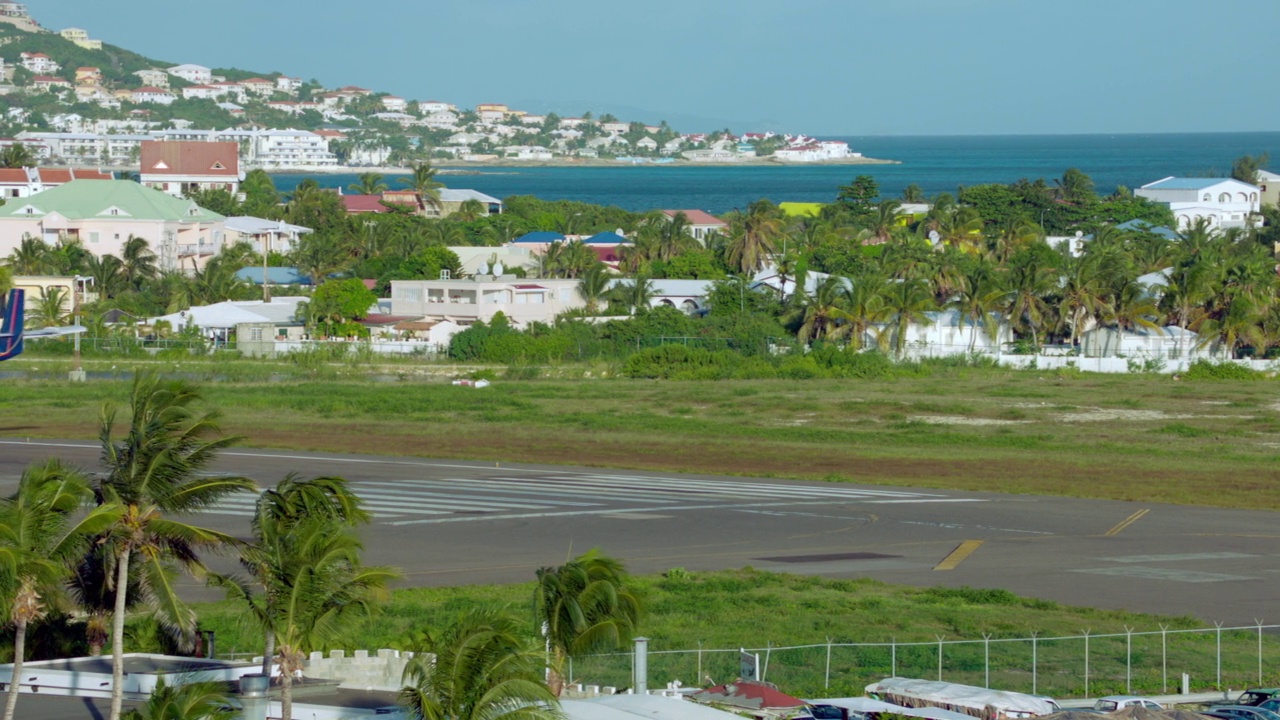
top-left (0, 180), bottom-right (225, 272)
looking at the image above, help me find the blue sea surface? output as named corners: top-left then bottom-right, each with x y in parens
top-left (272, 132), bottom-right (1280, 215)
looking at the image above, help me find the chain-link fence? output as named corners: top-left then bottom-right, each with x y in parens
top-left (568, 624), bottom-right (1280, 699)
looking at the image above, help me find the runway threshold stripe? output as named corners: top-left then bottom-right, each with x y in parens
top-left (934, 540), bottom-right (984, 571)
top-left (1105, 509), bottom-right (1150, 537)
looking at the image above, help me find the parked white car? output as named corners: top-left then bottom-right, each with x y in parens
top-left (1093, 696), bottom-right (1164, 712)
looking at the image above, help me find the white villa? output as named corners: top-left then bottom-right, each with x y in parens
top-left (167, 64), bottom-right (213, 84)
top-left (390, 276), bottom-right (585, 327)
top-left (1135, 177), bottom-right (1260, 230)
top-left (868, 310), bottom-right (1013, 358)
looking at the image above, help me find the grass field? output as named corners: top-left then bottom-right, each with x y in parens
top-left (2, 359), bottom-right (1278, 509)
top-left (185, 569), bottom-right (1275, 698)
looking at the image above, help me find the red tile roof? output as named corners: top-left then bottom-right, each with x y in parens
top-left (140, 141), bottom-right (240, 177)
top-left (691, 682), bottom-right (807, 711)
top-left (0, 169), bottom-right (28, 182)
top-left (341, 195), bottom-right (389, 213)
top-left (662, 209), bottom-right (727, 227)
top-left (36, 168), bottom-right (115, 183)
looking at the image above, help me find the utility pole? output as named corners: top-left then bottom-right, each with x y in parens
top-left (68, 275), bottom-right (89, 382)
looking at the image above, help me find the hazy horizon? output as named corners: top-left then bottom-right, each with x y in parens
top-left (36, 0), bottom-right (1280, 136)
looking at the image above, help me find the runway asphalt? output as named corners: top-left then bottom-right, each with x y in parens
top-left (1, 438), bottom-right (1276, 625)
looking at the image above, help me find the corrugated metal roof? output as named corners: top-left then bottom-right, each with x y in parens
top-left (0, 180), bottom-right (223, 222)
top-left (514, 231), bottom-right (565, 244)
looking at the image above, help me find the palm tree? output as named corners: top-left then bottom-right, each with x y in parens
top-left (577, 264), bottom-right (611, 315)
top-left (292, 232), bottom-right (348, 289)
top-left (26, 287), bottom-right (70, 329)
top-left (951, 263), bottom-right (1010, 353)
top-left (266, 518), bottom-right (395, 720)
top-left (121, 678), bottom-right (234, 720)
top-left (210, 474), bottom-right (371, 679)
top-left (85, 254), bottom-right (125, 300)
top-left (1003, 251), bottom-right (1057, 350)
top-left (399, 162), bottom-right (445, 214)
top-left (7, 235), bottom-right (50, 275)
top-left (533, 550), bottom-right (641, 695)
top-left (843, 272), bottom-right (889, 350)
top-left (121, 237), bottom-right (158, 290)
top-left (1056, 253), bottom-right (1109, 350)
top-left (0, 460), bottom-right (120, 720)
top-left (0, 144), bottom-right (35, 169)
top-left (1102, 278), bottom-right (1162, 356)
top-left (789, 275), bottom-right (853, 343)
top-left (609, 275), bottom-right (654, 314)
top-left (725, 201), bottom-right (784, 275)
top-left (399, 608), bottom-right (561, 720)
top-left (348, 172), bottom-right (388, 196)
top-left (880, 278), bottom-right (936, 357)
top-left (452, 198), bottom-right (486, 222)
top-left (93, 374), bottom-right (257, 720)
top-left (901, 184), bottom-right (926, 203)
top-left (860, 200), bottom-right (903, 246)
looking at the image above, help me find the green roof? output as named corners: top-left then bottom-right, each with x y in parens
top-left (0, 180), bottom-right (224, 222)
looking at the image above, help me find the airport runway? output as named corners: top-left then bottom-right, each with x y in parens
top-left (1, 439), bottom-right (1276, 625)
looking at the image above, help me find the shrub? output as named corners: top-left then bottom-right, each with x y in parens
top-left (1184, 360), bottom-right (1264, 380)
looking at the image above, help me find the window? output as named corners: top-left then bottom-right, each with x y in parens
top-left (88, 231), bottom-right (99, 244)
top-left (1203, 193), bottom-right (1212, 201)
top-left (1218, 193), bottom-right (1230, 202)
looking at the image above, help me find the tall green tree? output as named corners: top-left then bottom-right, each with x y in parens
top-left (399, 608), bottom-right (561, 720)
top-left (0, 461), bottom-right (120, 720)
top-left (725, 201), bottom-right (784, 275)
top-left (400, 162), bottom-right (445, 213)
top-left (533, 550), bottom-right (641, 695)
top-left (349, 172), bottom-right (388, 196)
top-left (92, 374), bottom-right (257, 720)
top-left (1231, 153), bottom-right (1269, 185)
top-left (879, 277), bottom-right (935, 357)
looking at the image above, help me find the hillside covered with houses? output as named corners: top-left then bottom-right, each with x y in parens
top-left (0, 2), bottom-right (871, 170)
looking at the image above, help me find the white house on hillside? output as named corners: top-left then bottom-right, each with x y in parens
top-left (167, 64), bottom-right (213, 84)
top-left (1135, 177), bottom-right (1260, 230)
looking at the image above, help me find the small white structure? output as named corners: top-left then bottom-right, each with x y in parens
top-left (390, 276), bottom-right (585, 327)
top-left (870, 310), bottom-right (1013, 358)
top-left (610, 278), bottom-right (714, 314)
top-left (224, 216), bottom-right (312, 255)
top-left (1135, 177), bottom-right (1260, 229)
top-left (1081, 325), bottom-right (1201, 360)
top-left (167, 63), bottom-right (213, 84)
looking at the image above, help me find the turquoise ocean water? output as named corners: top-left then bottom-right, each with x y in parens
top-left (272, 132), bottom-right (1280, 215)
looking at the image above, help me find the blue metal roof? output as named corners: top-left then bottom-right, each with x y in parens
top-left (513, 231), bottom-right (565, 244)
top-left (584, 231), bottom-right (627, 244)
top-left (234, 267), bottom-right (311, 285)
top-left (1116, 219), bottom-right (1178, 240)
top-left (1143, 177), bottom-right (1232, 190)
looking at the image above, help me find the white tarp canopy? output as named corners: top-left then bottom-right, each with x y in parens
top-left (150, 302), bottom-right (271, 330)
top-left (810, 698), bottom-right (910, 713)
top-left (583, 694), bottom-right (748, 720)
top-left (812, 697), bottom-right (973, 720)
top-left (865, 678), bottom-right (1057, 718)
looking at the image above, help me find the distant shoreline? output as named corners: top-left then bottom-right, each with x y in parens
top-left (261, 156), bottom-right (899, 175)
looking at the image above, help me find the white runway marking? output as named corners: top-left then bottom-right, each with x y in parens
top-left (1072, 567), bottom-right (1260, 583)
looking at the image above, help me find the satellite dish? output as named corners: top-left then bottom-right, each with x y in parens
top-left (927, 230), bottom-right (941, 244)
top-left (1075, 231), bottom-right (1084, 238)
top-left (478, 262), bottom-right (490, 276)
top-left (493, 261), bottom-right (505, 276)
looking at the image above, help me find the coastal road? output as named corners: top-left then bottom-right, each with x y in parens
top-left (1, 439), bottom-right (1275, 625)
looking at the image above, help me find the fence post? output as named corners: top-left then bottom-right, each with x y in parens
top-left (983, 634), bottom-right (991, 689)
top-left (1257, 620), bottom-right (1265, 685)
top-left (937, 636), bottom-right (945, 682)
top-left (569, 657), bottom-right (573, 685)
top-left (762, 641), bottom-right (772, 683)
top-left (1083, 629), bottom-right (1091, 699)
top-left (1215, 623), bottom-right (1222, 690)
top-left (825, 638), bottom-right (833, 690)
top-left (892, 637), bottom-right (897, 678)
top-left (1125, 626), bottom-right (1133, 694)
top-left (1032, 633), bottom-right (1038, 696)
top-left (697, 641), bottom-right (703, 686)
top-left (1161, 624), bottom-right (1169, 694)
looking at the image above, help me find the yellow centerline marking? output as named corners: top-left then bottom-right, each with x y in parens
top-left (1105, 509), bottom-right (1150, 537)
top-left (934, 540), bottom-right (984, 571)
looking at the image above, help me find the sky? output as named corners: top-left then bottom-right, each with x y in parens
top-left (35, 0), bottom-right (1280, 136)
